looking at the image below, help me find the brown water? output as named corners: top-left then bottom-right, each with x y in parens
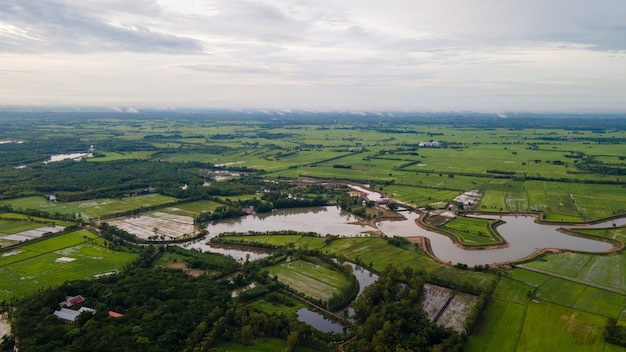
top-left (204, 206), bottom-right (622, 266)
top-left (206, 206), bottom-right (372, 237)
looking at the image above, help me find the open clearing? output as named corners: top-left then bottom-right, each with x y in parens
top-left (0, 229), bottom-right (138, 301)
top-left (264, 259), bottom-right (348, 301)
top-left (105, 211), bottom-right (196, 240)
top-left (0, 194), bottom-right (179, 219)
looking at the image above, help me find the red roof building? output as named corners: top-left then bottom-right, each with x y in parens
top-left (108, 311), bottom-right (124, 318)
top-left (59, 295), bottom-right (85, 308)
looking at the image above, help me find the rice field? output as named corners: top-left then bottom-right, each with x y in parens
top-left (264, 259), bottom-right (349, 301)
top-left (0, 194), bottom-right (180, 219)
top-left (0, 229), bottom-right (138, 301)
top-left (105, 211), bottom-right (197, 240)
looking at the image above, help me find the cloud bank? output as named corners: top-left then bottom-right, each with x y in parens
top-left (1, 0), bottom-right (625, 111)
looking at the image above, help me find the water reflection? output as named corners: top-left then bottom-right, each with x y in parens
top-left (206, 206), bottom-right (371, 237)
top-left (296, 308), bottom-right (344, 333)
top-left (179, 240), bottom-right (271, 262)
top-left (380, 213), bottom-right (620, 266)
top-left (199, 205), bottom-right (623, 267)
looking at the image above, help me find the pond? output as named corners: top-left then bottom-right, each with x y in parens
top-left (202, 205), bottom-right (623, 266)
top-left (296, 308), bottom-right (344, 333)
top-left (206, 206), bottom-right (372, 237)
top-left (179, 240), bottom-right (271, 262)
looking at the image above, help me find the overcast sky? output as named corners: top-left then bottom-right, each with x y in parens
top-left (1, 0), bottom-right (625, 112)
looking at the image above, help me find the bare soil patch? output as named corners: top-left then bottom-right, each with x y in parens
top-left (0, 312), bottom-right (10, 338)
top-left (164, 262), bottom-right (208, 277)
top-left (106, 212), bottom-right (196, 240)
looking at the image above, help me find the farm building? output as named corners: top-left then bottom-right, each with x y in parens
top-left (53, 307), bottom-right (95, 323)
top-left (59, 295), bottom-right (85, 308)
top-left (108, 311), bottom-right (123, 318)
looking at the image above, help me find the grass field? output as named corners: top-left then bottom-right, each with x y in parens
top-left (467, 275), bottom-right (626, 352)
top-left (158, 200), bottom-right (223, 217)
top-left (0, 212), bottom-right (74, 227)
top-left (0, 194), bottom-right (179, 219)
top-left (214, 337), bottom-right (320, 352)
top-left (219, 234), bottom-right (328, 250)
top-left (247, 294), bottom-right (305, 316)
top-left (0, 229), bottom-right (138, 301)
top-left (323, 237), bottom-right (442, 274)
top-left (521, 252), bottom-right (626, 294)
top-left (264, 259), bottom-right (349, 301)
top-left (441, 216), bottom-right (500, 245)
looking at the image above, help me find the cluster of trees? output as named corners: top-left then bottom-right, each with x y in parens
top-left (575, 156), bottom-right (626, 176)
top-left (162, 246), bottom-right (240, 273)
top-left (605, 318), bottom-right (626, 347)
top-left (349, 266), bottom-right (465, 351)
top-left (6, 265), bottom-right (232, 351)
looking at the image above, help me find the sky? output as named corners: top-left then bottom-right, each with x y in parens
top-left (1, 0), bottom-right (625, 112)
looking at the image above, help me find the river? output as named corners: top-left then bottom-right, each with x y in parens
top-left (202, 206), bottom-right (622, 266)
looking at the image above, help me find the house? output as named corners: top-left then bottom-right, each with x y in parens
top-left (53, 307), bottom-right (95, 323)
top-left (418, 141), bottom-right (441, 148)
top-left (59, 295), bottom-right (85, 308)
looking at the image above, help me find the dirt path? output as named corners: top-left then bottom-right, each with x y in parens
top-left (0, 312), bottom-right (10, 338)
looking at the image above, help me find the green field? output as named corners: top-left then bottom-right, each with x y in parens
top-left (214, 337), bottom-right (320, 352)
top-left (2, 113), bottom-right (626, 350)
top-left (158, 199), bottom-right (223, 217)
top-left (467, 274), bottom-right (626, 352)
top-left (441, 216), bottom-right (500, 245)
top-left (218, 234), bottom-right (328, 250)
top-left (520, 252), bottom-right (626, 294)
top-left (264, 259), bottom-right (349, 301)
top-left (0, 194), bottom-right (179, 218)
top-left (0, 230), bottom-right (138, 301)
top-left (247, 294), bottom-right (305, 316)
top-left (324, 237), bottom-right (442, 274)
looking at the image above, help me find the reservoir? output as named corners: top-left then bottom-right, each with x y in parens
top-left (204, 206), bottom-right (622, 266)
top-left (206, 206), bottom-right (372, 237)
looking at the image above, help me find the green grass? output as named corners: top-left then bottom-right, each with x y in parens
top-left (508, 268), bottom-right (552, 287)
top-left (517, 302), bottom-right (610, 351)
top-left (524, 252), bottom-right (592, 277)
top-left (0, 194), bottom-right (179, 218)
top-left (535, 278), bottom-right (586, 307)
top-left (264, 259), bottom-right (349, 301)
top-left (324, 237), bottom-right (442, 273)
top-left (158, 200), bottom-right (223, 217)
top-left (0, 212), bottom-right (74, 227)
top-left (0, 230), bottom-right (138, 301)
top-left (87, 151), bottom-right (153, 162)
top-left (213, 337), bottom-right (320, 352)
top-left (521, 252), bottom-right (626, 294)
top-left (217, 194), bottom-right (261, 202)
top-left (441, 216), bottom-right (500, 245)
top-left (491, 277), bottom-right (533, 304)
top-left (572, 287), bottom-right (626, 319)
top-left (246, 295), bottom-right (305, 316)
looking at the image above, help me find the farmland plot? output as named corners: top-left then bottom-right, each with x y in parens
top-left (264, 259), bottom-right (348, 301)
top-left (420, 283), bottom-right (480, 333)
top-left (105, 211), bottom-right (196, 240)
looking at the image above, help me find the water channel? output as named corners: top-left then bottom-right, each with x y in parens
top-left (296, 262), bottom-right (379, 333)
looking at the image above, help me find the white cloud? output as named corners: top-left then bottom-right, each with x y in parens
top-left (0, 0), bottom-right (625, 111)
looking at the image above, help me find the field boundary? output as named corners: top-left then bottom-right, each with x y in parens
top-left (515, 264), bottom-right (625, 295)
